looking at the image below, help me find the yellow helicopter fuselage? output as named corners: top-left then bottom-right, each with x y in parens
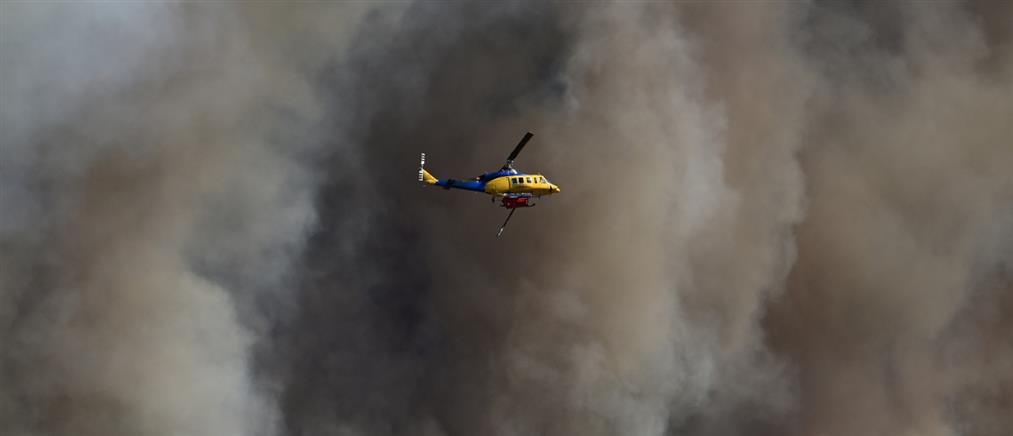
top-left (417, 131), bottom-right (556, 236)
top-left (482, 174), bottom-right (559, 197)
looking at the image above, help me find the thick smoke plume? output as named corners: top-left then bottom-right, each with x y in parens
top-left (2, 2), bottom-right (1011, 436)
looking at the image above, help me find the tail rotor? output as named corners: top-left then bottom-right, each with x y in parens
top-left (418, 153), bottom-right (438, 185)
top-left (418, 153), bottom-right (426, 182)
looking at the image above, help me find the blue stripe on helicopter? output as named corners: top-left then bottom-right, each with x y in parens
top-left (435, 170), bottom-right (532, 192)
top-left (435, 179), bottom-right (486, 192)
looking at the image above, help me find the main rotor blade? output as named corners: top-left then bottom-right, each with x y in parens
top-left (496, 208), bottom-right (517, 238)
top-left (505, 132), bottom-right (534, 165)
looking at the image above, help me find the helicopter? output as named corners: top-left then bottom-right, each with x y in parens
top-left (418, 132), bottom-right (560, 237)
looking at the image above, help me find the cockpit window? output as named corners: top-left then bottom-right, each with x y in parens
top-left (539, 177), bottom-right (545, 183)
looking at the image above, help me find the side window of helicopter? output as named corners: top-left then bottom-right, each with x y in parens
top-left (526, 177), bottom-right (532, 183)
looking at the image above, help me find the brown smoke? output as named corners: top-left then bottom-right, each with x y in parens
top-left (2, 2), bottom-right (1011, 436)
top-left (1, 3), bottom-right (371, 435)
top-left (763, 3), bottom-right (1013, 435)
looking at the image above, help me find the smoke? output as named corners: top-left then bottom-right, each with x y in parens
top-left (1, 3), bottom-right (371, 435)
top-left (2, 2), bottom-right (1011, 436)
top-left (765, 3), bottom-right (1013, 435)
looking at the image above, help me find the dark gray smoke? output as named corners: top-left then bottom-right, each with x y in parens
top-left (2, 2), bottom-right (1011, 436)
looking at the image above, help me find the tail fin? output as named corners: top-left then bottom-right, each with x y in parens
top-left (419, 153), bottom-right (438, 185)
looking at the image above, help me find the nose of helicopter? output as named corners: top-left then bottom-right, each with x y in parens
top-left (550, 184), bottom-right (560, 194)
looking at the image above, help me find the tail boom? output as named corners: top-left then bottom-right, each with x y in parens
top-left (418, 153), bottom-right (484, 192)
